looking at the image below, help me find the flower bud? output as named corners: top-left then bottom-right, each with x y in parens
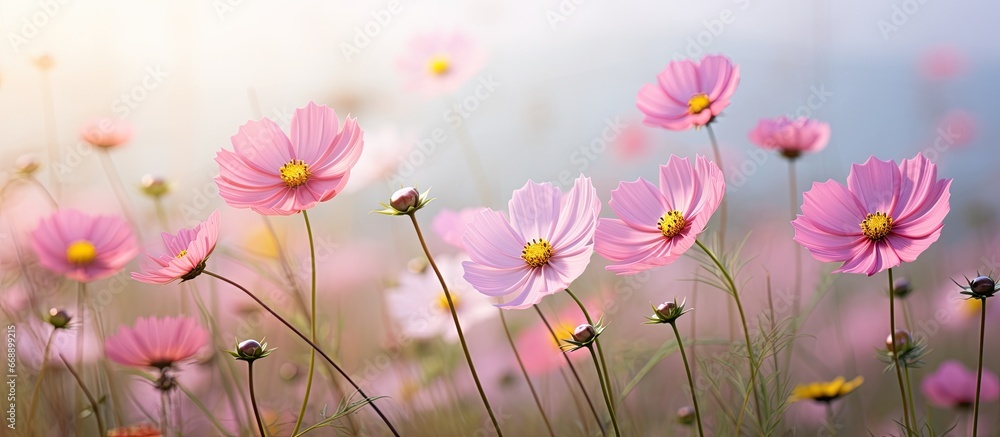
top-left (886, 329), bottom-right (912, 353)
top-left (572, 324), bottom-right (596, 343)
top-left (238, 339), bottom-right (262, 357)
top-left (279, 362), bottom-right (300, 381)
top-left (971, 276), bottom-right (996, 297)
top-left (390, 187), bottom-right (420, 212)
top-left (14, 155), bottom-right (39, 175)
top-left (676, 406), bottom-right (696, 425)
top-left (140, 174), bottom-right (170, 198)
top-left (154, 372), bottom-right (177, 391)
top-left (46, 308), bottom-right (71, 329)
top-left (657, 301), bottom-right (678, 314)
top-left (892, 278), bottom-right (912, 298)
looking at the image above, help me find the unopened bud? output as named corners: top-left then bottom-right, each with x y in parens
top-left (572, 324), bottom-right (596, 343)
top-left (886, 329), bottom-right (912, 353)
top-left (892, 278), bottom-right (912, 298)
top-left (676, 406), bottom-right (696, 425)
top-left (390, 187), bottom-right (420, 212)
top-left (46, 308), bottom-right (71, 329)
top-left (14, 155), bottom-right (39, 175)
top-left (140, 174), bottom-right (170, 198)
top-left (971, 276), bottom-right (996, 297)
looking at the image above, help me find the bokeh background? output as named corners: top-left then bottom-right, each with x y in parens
top-left (1, 0), bottom-right (999, 435)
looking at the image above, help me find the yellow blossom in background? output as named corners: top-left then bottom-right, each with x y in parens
top-left (789, 376), bottom-right (864, 403)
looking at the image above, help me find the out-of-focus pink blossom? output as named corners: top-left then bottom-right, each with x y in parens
top-left (922, 360), bottom-right (999, 408)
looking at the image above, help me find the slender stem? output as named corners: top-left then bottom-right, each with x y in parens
top-left (291, 211), bottom-right (318, 435)
top-left (59, 354), bottom-right (106, 436)
top-left (565, 289), bottom-right (620, 436)
top-left (587, 345), bottom-right (620, 436)
top-left (704, 123), bottom-right (726, 249)
top-left (669, 322), bottom-right (704, 437)
top-left (534, 305), bottom-right (605, 435)
top-left (446, 96), bottom-right (494, 205)
top-left (888, 268), bottom-right (912, 435)
top-left (973, 297), bottom-right (987, 437)
top-left (97, 150), bottom-right (142, 240)
top-left (40, 67), bottom-right (60, 200)
top-left (407, 213), bottom-right (503, 436)
top-left (786, 159), bottom-right (802, 367)
top-left (27, 330), bottom-right (56, 432)
top-left (174, 380), bottom-right (233, 437)
top-left (160, 388), bottom-right (169, 435)
top-left (903, 364), bottom-right (918, 432)
top-left (76, 282), bottom-right (86, 436)
top-left (201, 271), bottom-right (400, 436)
top-left (694, 240), bottom-right (763, 427)
top-left (499, 310), bottom-right (554, 437)
top-left (765, 274), bottom-right (781, 376)
top-left (248, 362), bottom-right (267, 437)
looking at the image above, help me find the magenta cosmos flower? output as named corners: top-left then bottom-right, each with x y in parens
top-left (462, 175), bottom-right (600, 310)
top-left (215, 101), bottom-right (364, 216)
top-left (637, 54), bottom-right (740, 131)
top-left (595, 155), bottom-right (724, 274)
top-left (105, 316), bottom-right (209, 369)
top-left (792, 153), bottom-right (951, 276)
top-left (131, 211), bottom-right (220, 284)
top-left (397, 31), bottom-right (485, 97)
top-left (81, 117), bottom-right (133, 149)
top-left (922, 360), bottom-right (999, 408)
top-left (748, 116), bottom-right (830, 159)
top-left (30, 209), bottom-right (138, 282)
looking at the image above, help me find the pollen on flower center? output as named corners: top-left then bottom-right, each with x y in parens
top-left (427, 55), bottom-right (451, 76)
top-left (175, 250), bottom-right (188, 259)
top-left (687, 93), bottom-right (711, 114)
top-left (860, 212), bottom-right (893, 240)
top-left (66, 240), bottom-right (97, 265)
top-left (521, 239), bottom-right (553, 268)
top-left (435, 292), bottom-right (457, 311)
top-left (279, 160), bottom-right (311, 188)
top-left (658, 210), bottom-right (687, 238)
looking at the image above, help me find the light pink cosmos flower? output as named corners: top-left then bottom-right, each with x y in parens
top-left (397, 31), bottom-right (486, 97)
top-left (637, 54), bottom-right (740, 131)
top-left (595, 155), bottom-right (724, 274)
top-left (922, 360), bottom-right (999, 408)
top-left (462, 175), bottom-right (600, 310)
top-left (386, 254), bottom-right (495, 342)
top-left (214, 101), bottom-right (364, 216)
top-left (105, 316), bottom-right (209, 369)
top-left (432, 207), bottom-right (486, 251)
top-left (936, 109), bottom-right (977, 148)
top-left (792, 153), bottom-right (951, 276)
top-left (748, 116), bottom-right (831, 159)
top-left (30, 209), bottom-right (138, 282)
top-left (80, 117), bottom-right (133, 149)
top-left (131, 211), bottom-right (220, 284)
top-left (919, 45), bottom-right (968, 81)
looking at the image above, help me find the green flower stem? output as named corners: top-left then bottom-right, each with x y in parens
top-left (973, 297), bottom-right (988, 437)
top-left (888, 268), bottom-right (912, 435)
top-left (59, 354), bottom-right (106, 436)
top-left (291, 210), bottom-right (319, 436)
top-left (694, 239), bottom-right (764, 427)
top-left (670, 322), bottom-right (704, 437)
top-left (407, 213), bottom-right (503, 436)
top-left (499, 310), bottom-right (554, 437)
top-left (202, 270), bottom-right (399, 436)
top-left (903, 364), bottom-right (918, 432)
top-left (704, 124), bottom-right (726, 249)
top-left (248, 361), bottom-right (267, 437)
top-left (534, 305), bottom-right (605, 436)
top-left (565, 289), bottom-right (620, 436)
top-left (27, 330), bottom-right (56, 434)
top-left (587, 345), bottom-right (621, 436)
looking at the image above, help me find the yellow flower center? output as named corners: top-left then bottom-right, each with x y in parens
top-left (435, 292), bottom-right (458, 312)
top-left (175, 250), bottom-right (188, 259)
top-left (962, 298), bottom-right (982, 318)
top-left (860, 212), bottom-right (893, 241)
top-left (687, 93), bottom-right (711, 114)
top-left (279, 160), bottom-right (311, 188)
top-left (658, 210), bottom-right (686, 238)
top-left (66, 240), bottom-right (97, 265)
top-left (427, 55), bottom-right (451, 76)
top-left (521, 239), bottom-right (553, 268)
top-left (552, 322), bottom-right (576, 350)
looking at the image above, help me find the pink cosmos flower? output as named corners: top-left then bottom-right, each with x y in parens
top-left (515, 303), bottom-right (592, 375)
top-left (131, 211), bottom-right (220, 284)
top-left (792, 153), bottom-right (951, 276)
top-left (397, 31), bottom-right (486, 97)
top-left (386, 254), bottom-right (495, 342)
top-left (922, 360), bottom-right (999, 408)
top-left (105, 316), bottom-right (209, 369)
top-left (748, 116), bottom-right (831, 159)
top-left (462, 175), bottom-right (600, 310)
top-left (936, 109), bottom-right (977, 148)
top-left (30, 209), bottom-right (138, 282)
top-left (595, 155), bottom-right (725, 274)
top-left (214, 101), bottom-right (364, 216)
top-left (432, 207), bottom-right (486, 251)
top-left (636, 54), bottom-right (740, 131)
top-left (80, 118), bottom-right (133, 149)
top-left (919, 45), bottom-right (968, 81)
